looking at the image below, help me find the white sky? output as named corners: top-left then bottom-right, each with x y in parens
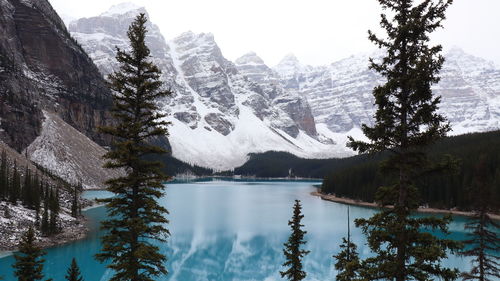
top-left (48, 0), bottom-right (500, 67)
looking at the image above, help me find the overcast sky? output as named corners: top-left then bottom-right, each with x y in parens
top-left (48, 0), bottom-right (500, 67)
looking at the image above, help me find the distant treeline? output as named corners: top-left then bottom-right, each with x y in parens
top-left (230, 131), bottom-right (500, 211)
top-left (322, 130), bottom-right (500, 211)
top-left (230, 152), bottom-right (349, 178)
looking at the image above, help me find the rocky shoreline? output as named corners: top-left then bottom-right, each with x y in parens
top-left (0, 199), bottom-right (96, 253)
top-left (311, 191), bottom-right (500, 220)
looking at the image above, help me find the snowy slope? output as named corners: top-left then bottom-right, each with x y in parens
top-left (25, 111), bottom-right (123, 189)
top-left (0, 140), bottom-right (88, 251)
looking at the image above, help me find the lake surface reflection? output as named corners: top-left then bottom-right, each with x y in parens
top-left (0, 180), bottom-right (479, 280)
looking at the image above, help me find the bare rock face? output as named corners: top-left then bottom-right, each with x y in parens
top-left (204, 113), bottom-right (234, 136)
top-left (0, 0), bottom-right (113, 151)
top-left (171, 32), bottom-right (238, 117)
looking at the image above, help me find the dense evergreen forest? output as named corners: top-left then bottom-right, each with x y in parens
top-left (322, 130), bottom-right (500, 211)
top-left (0, 150), bottom-right (72, 235)
top-left (231, 130), bottom-right (500, 211)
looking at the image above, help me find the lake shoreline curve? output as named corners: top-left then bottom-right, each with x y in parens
top-left (311, 191), bottom-right (500, 221)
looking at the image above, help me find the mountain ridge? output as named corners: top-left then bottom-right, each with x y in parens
top-left (65, 3), bottom-right (500, 169)
top-left (68, 5), bottom-right (348, 170)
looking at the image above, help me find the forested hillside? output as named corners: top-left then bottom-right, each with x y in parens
top-left (232, 130), bottom-right (500, 211)
top-left (322, 130), bottom-right (500, 211)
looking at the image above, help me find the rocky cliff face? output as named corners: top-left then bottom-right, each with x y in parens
top-left (0, 0), bottom-right (113, 152)
top-left (68, 5), bottom-right (342, 170)
top-left (234, 52), bottom-right (317, 137)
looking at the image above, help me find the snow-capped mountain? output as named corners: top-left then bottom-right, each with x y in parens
top-left (66, 3), bottom-right (500, 170)
top-left (69, 4), bottom-right (348, 170)
top-left (273, 49), bottom-right (500, 135)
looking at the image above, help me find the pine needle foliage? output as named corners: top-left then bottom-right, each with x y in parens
top-left (65, 258), bottom-right (84, 281)
top-left (334, 237), bottom-right (363, 281)
top-left (12, 227), bottom-right (50, 281)
top-left (95, 13), bottom-right (172, 281)
top-left (0, 150), bottom-right (7, 199)
top-left (280, 200), bottom-right (310, 281)
top-left (347, 0), bottom-right (462, 280)
top-left (333, 206), bottom-right (363, 281)
top-left (460, 157), bottom-right (500, 281)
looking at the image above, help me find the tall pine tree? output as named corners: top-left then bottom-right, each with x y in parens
top-left (347, 0), bottom-right (461, 280)
top-left (10, 161), bottom-right (20, 204)
top-left (0, 150), bottom-right (7, 199)
top-left (65, 258), bottom-right (84, 281)
top-left (12, 227), bottom-right (50, 281)
top-left (333, 206), bottom-right (362, 281)
top-left (48, 188), bottom-right (59, 235)
top-left (71, 183), bottom-right (80, 218)
top-left (280, 200), bottom-right (310, 281)
top-left (460, 156), bottom-right (500, 281)
top-left (22, 167), bottom-right (32, 208)
top-left (95, 13), bottom-right (171, 281)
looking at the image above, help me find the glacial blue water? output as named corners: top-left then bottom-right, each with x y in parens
top-left (0, 180), bottom-right (481, 280)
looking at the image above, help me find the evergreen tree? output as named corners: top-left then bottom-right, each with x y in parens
top-left (0, 150), bottom-right (7, 199)
top-left (71, 183), bottom-right (80, 218)
top-left (460, 157), bottom-right (500, 281)
top-left (12, 227), bottom-right (48, 281)
top-left (333, 206), bottom-right (362, 281)
top-left (280, 200), bottom-right (310, 281)
top-left (22, 166), bottom-right (32, 208)
top-left (41, 208), bottom-right (49, 236)
top-left (48, 188), bottom-right (59, 234)
top-left (65, 258), bottom-right (84, 281)
top-left (347, 0), bottom-right (461, 280)
top-left (95, 13), bottom-right (172, 281)
top-left (334, 238), bottom-right (362, 281)
top-left (33, 174), bottom-right (41, 221)
top-left (3, 205), bottom-right (11, 219)
top-left (10, 161), bottom-right (21, 204)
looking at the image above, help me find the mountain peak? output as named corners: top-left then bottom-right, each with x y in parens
top-left (235, 52), bottom-right (265, 66)
top-left (447, 46), bottom-right (466, 56)
top-left (279, 53), bottom-right (300, 65)
top-left (101, 2), bottom-right (144, 17)
top-left (273, 53), bottom-right (307, 77)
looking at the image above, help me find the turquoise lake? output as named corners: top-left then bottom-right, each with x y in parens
top-left (0, 180), bottom-right (483, 280)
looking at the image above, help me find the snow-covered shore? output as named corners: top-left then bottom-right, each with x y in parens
top-left (0, 201), bottom-right (91, 252)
